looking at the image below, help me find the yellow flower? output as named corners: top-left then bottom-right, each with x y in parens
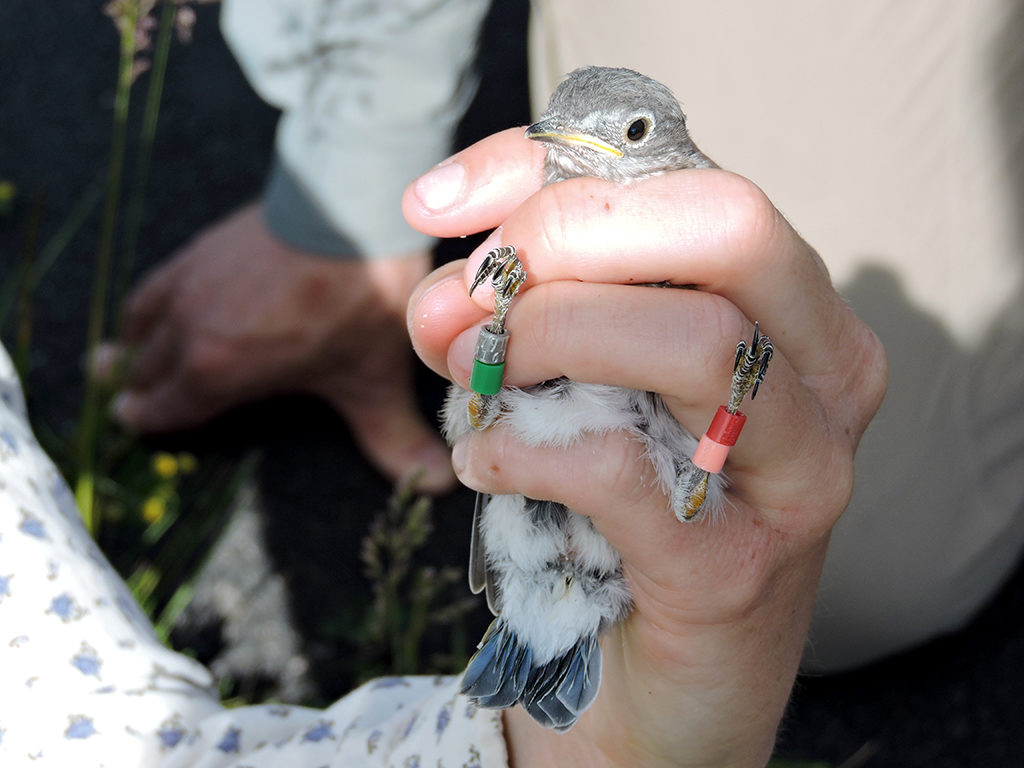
top-left (152, 452), bottom-right (178, 479)
top-left (142, 495), bottom-right (166, 524)
top-left (0, 180), bottom-right (16, 203)
top-left (176, 452), bottom-right (197, 474)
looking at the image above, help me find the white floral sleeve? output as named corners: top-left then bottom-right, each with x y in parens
top-left (0, 341), bottom-right (507, 767)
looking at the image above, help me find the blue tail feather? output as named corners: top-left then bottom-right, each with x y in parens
top-left (555, 634), bottom-right (601, 714)
top-left (459, 621), bottom-right (500, 693)
top-left (461, 619), bottom-right (532, 708)
top-left (462, 623), bottom-right (602, 731)
top-left (523, 689), bottom-right (575, 732)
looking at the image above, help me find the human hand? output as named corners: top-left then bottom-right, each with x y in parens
top-left (94, 202), bottom-right (454, 493)
top-left (403, 129), bottom-right (887, 766)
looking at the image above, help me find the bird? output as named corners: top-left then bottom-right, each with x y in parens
top-left (442, 66), bottom-right (771, 731)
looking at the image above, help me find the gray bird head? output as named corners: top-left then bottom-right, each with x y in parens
top-left (526, 66), bottom-right (715, 184)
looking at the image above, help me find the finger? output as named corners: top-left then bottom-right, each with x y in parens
top-left (459, 170), bottom-right (869, 390)
top-left (111, 371), bottom-right (219, 433)
top-left (123, 322), bottom-right (178, 390)
top-left (429, 278), bottom-right (852, 531)
top-left (446, 283), bottom-right (742, 399)
top-left (88, 341), bottom-right (129, 383)
top-left (402, 127), bottom-right (546, 237)
top-left (407, 260), bottom-right (491, 380)
top-left (450, 424), bottom-right (797, 605)
top-left (451, 425), bottom-right (672, 557)
top-left (414, 276), bottom-right (771, 447)
top-left (409, 265), bottom-right (835, 486)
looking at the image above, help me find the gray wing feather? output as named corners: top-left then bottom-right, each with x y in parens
top-left (469, 493), bottom-right (502, 614)
top-left (484, 565), bottom-right (502, 615)
top-left (469, 492), bottom-right (488, 595)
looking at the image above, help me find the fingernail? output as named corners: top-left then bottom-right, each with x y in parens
top-left (451, 436), bottom-right (468, 474)
top-left (414, 161), bottom-right (466, 212)
top-left (88, 342), bottom-right (118, 377)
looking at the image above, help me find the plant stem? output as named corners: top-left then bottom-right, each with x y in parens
top-left (116, 0), bottom-right (175, 321)
top-left (76, 2), bottom-right (139, 535)
top-left (12, 189), bottom-right (45, 383)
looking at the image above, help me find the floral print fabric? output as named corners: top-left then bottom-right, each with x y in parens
top-left (0, 342), bottom-right (506, 767)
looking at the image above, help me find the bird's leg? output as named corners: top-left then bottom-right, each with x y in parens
top-left (674, 467), bottom-right (712, 522)
top-left (468, 246), bottom-right (527, 430)
top-left (674, 324), bottom-right (773, 522)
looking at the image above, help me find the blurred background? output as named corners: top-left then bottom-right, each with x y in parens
top-left (1, 2), bottom-right (1021, 765)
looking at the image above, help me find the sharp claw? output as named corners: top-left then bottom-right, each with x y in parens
top-left (471, 245), bottom-right (526, 335)
top-left (470, 251), bottom-right (498, 296)
top-left (750, 344), bottom-right (773, 400)
top-left (497, 263), bottom-right (526, 300)
top-left (729, 322), bottom-right (773, 410)
top-left (733, 340), bottom-right (746, 373)
top-left (470, 245), bottom-right (524, 298)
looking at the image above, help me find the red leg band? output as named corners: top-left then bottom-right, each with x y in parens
top-left (692, 406), bottom-right (747, 473)
top-left (705, 405), bottom-right (746, 446)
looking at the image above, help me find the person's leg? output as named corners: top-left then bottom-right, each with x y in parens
top-left (0, 344), bottom-right (224, 763)
top-left (0, 343), bottom-right (505, 766)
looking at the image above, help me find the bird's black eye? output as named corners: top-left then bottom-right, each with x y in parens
top-left (626, 117), bottom-right (650, 142)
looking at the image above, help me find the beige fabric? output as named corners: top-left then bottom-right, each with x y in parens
top-left (530, 0), bottom-right (1024, 671)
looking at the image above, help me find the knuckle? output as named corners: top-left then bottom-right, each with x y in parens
top-left (799, 436), bottom-right (857, 536)
top-left (715, 173), bottom-right (782, 274)
top-left (855, 326), bottom-right (889, 426)
top-left (534, 182), bottom-right (575, 259)
top-left (823, 444), bottom-right (857, 518)
top-left (828, 314), bottom-right (890, 445)
top-left (518, 284), bottom-right (572, 365)
top-left (605, 440), bottom-right (657, 507)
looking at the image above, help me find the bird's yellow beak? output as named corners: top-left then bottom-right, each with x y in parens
top-left (524, 121), bottom-right (624, 157)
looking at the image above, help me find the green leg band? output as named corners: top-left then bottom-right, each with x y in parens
top-left (470, 359), bottom-right (506, 395)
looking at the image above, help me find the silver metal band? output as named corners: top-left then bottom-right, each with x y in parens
top-left (474, 327), bottom-right (510, 364)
